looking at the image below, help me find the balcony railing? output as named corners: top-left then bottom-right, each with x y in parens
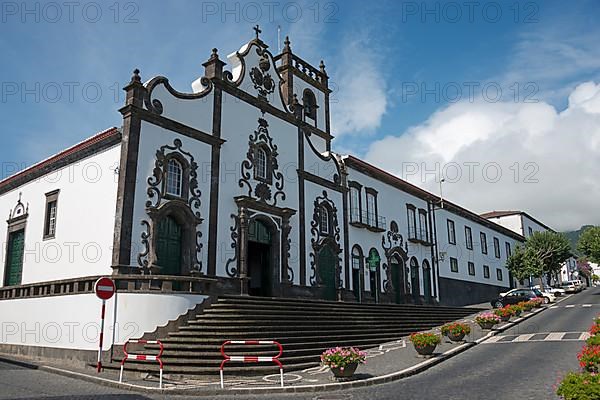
top-left (349, 208), bottom-right (386, 231)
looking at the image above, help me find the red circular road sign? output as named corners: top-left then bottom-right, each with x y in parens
top-left (94, 277), bottom-right (115, 300)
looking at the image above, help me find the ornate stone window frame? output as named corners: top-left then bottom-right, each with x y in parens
top-left (162, 152), bottom-right (190, 201)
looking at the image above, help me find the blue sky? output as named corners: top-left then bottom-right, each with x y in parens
top-left (1, 0), bottom-right (599, 229)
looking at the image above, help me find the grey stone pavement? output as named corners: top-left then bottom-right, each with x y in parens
top-left (0, 295), bottom-right (569, 398)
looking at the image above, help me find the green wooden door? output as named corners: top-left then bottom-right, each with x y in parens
top-left (423, 267), bottom-right (432, 303)
top-left (319, 246), bottom-right (337, 301)
top-left (411, 262), bottom-right (420, 304)
top-left (5, 230), bottom-right (24, 286)
top-left (391, 261), bottom-right (403, 304)
top-left (156, 216), bottom-right (182, 276)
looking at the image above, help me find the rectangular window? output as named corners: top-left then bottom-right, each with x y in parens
top-left (465, 226), bottom-right (473, 250)
top-left (450, 257), bottom-right (458, 273)
top-left (419, 210), bottom-right (428, 242)
top-left (447, 219), bottom-right (456, 245)
top-left (349, 185), bottom-right (361, 223)
top-left (407, 206), bottom-right (417, 239)
top-left (43, 190), bottom-right (60, 239)
top-left (366, 190), bottom-right (377, 227)
top-left (483, 265), bottom-right (490, 279)
top-left (493, 237), bottom-right (500, 258)
top-left (480, 232), bottom-right (488, 254)
top-left (468, 262), bottom-right (475, 276)
top-left (496, 268), bottom-right (503, 281)
top-left (528, 227), bottom-right (534, 237)
top-left (505, 242), bottom-right (512, 258)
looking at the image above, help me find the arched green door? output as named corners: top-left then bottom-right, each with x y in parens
top-left (319, 245), bottom-right (337, 301)
top-left (156, 216), bottom-right (182, 276)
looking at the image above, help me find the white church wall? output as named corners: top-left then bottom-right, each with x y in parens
top-left (345, 167), bottom-right (435, 298)
top-left (130, 121), bottom-right (212, 270)
top-left (0, 144), bottom-right (121, 286)
top-left (435, 209), bottom-right (520, 287)
top-left (0, 292), bottom-right (206, 350)
top-left (217, 91), bottom-right (300, 280)
top-left (485, 214), bottom-right (523, 236)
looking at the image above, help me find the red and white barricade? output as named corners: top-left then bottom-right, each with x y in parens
top-left (220, 340), bottom-right (284, 388)
top-left (119, 339), bottom-right (164, 388)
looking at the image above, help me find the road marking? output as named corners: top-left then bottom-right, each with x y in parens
top-left (549, 306), bottom-right (558, 309)
top-left (579, 332), bottom-right (591, 340)
top-left (545, 332), bottom-right (565, 341)
top-left (483, 332), bottom-right (589, 344)
top-left (582, 304), bottom-right (592, 308)
top-left (565, 305), bottom-right (575, 308)
top-left (513, 334), bottom-right (535, 342)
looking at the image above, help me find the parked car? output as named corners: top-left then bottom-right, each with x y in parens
top-left (531, 284), bottom-right (565, 297)
top-left (531, 288), bottom-right (555, 304)
top-left (560, 281), bottom-right (579, 294)
top-left (491, 288), bottom-right (539, 308)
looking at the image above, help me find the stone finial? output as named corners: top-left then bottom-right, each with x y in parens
top-left (210, 48), bottom-right (219, 60)
top-left (283, 36), bottom-right (291, 51)
top-left (131, 68), bottom-right (141, 83)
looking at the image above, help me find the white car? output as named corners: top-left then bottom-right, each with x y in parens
top-left (531, 285), bottom-right (565, 297)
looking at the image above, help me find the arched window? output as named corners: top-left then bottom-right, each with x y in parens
top-left (303, 89), bottom-right (318, 122)
top-left (255, 147), bottom-right (268, 180)
top-left (166, 158), bottom-right (183, 197)
top-left (320, 205), bottom-right (330, 235)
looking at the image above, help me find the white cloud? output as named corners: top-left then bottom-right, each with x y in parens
top-left (329, 38), bottom-right (387, 136)
top-left (363, 82), bottom-right (600, 231)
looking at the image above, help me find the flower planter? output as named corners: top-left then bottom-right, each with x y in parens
top-left (499, 314), bottom-right (510, 322)
top-left (478, 321), bottom-right (496, 330)
top-left (447, 331), bottom-right (466, 342)
top-left (414, 344), bottom-right (436, 356)
top-left (330, 362), bottom-right (358, 378)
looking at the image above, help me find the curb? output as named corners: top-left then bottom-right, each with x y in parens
top-left (0, 295), bottom-right (571, 396)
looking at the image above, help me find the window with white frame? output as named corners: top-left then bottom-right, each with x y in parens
top-left (480, 232), bottom-right (488, 254)
top-left (447, 219), bottom-right (456, 244)
top-left (366, 190), bottom-right (376, 227)
top-left (407, 205), bottom-right (417, 239)
top-left (349, 184), bottom-right (361, 223)
top-left (465, 226), bottom-right (473, 250)
top-left (166, 158), bottom-right (183, 197)
top-left (255, 147), bottom-right (268, 180)
top-left (419, 210), bottom-right (428, 241)
top-left (43, 190), bottom-right (59, 239)
top-left (493, 237), bottom-right (501, 258)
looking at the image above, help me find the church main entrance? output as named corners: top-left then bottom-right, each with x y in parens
top-left (247, 219), bottom-right (273, 297)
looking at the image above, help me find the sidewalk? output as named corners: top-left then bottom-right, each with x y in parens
top-left (0, 296), bottom-right (570, 396)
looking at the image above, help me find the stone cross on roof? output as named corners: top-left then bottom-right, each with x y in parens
top-left (253, 24), bottom-right (261, 40)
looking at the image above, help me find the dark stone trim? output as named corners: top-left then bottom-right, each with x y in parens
top-left (427, 201), bottom-right (438, 298)
top-left (341, 166), bottom-right (350, 290)
top-left (215, 80), bottom-right (333, 144)
top-left (207, 83), bottom-right (223, 276)
top-left (129, 105), bottom-right (225, 147)
top-left (0, 132), bottom-right (121, 197)
top-left (112, 77), bottom-right (144, 271)
top-left (298, 170), bottom-right (343, 193)
top-left (297, 127), bottom-right (306, 286)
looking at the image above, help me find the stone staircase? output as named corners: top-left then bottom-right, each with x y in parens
top-left (109, 295), bottom-right (480, 376)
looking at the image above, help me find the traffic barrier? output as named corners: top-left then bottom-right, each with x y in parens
top-left (119, 339), bottom-right (164, 388)
top-left (220, 340), bottom-right (284, 388)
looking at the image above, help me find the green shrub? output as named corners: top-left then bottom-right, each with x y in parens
top-left (556, 372), bottom-right (600, 400)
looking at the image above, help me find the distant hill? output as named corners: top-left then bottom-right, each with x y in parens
top-left (562, 225), bottom-right (594, 256)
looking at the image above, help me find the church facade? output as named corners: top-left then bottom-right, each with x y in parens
top-left (0, 32), bottom-right (537, 356)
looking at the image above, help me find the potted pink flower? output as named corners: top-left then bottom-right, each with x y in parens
top-left (321, 347), bottom-right (367, 378)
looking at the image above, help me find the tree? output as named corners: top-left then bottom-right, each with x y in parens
top-left (577, 226), bottom-right (600, 264)
top-left (507, 231), bottom-right (571, 288)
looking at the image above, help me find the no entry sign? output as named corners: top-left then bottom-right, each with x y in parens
top-left (94, 277), bottom-right (115, 300)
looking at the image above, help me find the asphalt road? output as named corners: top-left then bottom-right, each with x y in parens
top-left (0, 288), bottom-right (598, 400)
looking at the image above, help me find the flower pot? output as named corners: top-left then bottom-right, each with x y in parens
top-left (514, 311), bottom-right (522, 317)
top-left (478, 321), bottom-right (496, 330)
top-left (330, 362), bottom-right (358, 378)
top-left (499, 314), bottom-right (510, 322)
top-left (414, 344), bottom-right (436, 356)
top-left (447, 331), bottom-right (466, 342)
